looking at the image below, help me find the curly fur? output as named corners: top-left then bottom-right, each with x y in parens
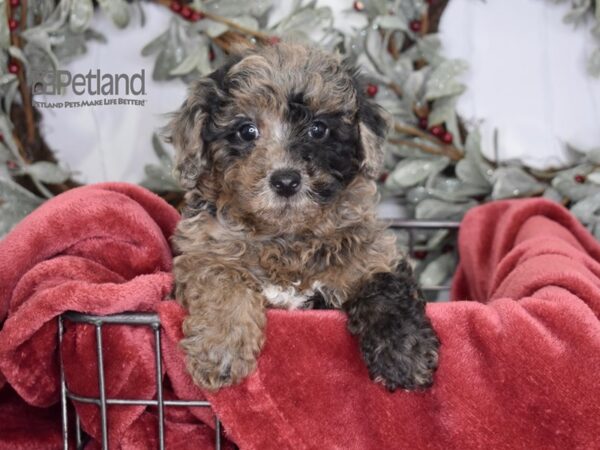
top-left (168, 42), bottom-right (439, 391)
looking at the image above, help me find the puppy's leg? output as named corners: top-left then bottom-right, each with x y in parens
top-left (344, 260), bottom-right (439, 391)
top-left (175, 261), bottom-right (265, 391)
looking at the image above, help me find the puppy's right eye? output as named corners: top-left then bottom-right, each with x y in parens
top-left (237, 123), bottom-right (259, 141)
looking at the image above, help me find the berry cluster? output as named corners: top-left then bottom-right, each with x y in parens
top-left (420, 120), bottom-right (454, 145)
top-left (6, 0), bottom-right (21, 75)
top-left (166, 1), bottom-right (280, 52)
top-left (366, 84), bottom-right (378, 97)
top-left (169, 1), bottom-right (205, 22)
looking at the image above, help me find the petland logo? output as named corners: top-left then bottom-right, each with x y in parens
top-left (31, 69), bottom-right (147, 108)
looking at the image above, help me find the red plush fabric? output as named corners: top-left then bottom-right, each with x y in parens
top-left (0, 183), bottom-right (224, 449)
top-left (1, 183), bottom-right (599, 449)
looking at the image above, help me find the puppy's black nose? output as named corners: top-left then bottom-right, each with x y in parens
top-left (269, 170), bottom-right (302, 197)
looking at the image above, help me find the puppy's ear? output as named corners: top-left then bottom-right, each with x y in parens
top-left (166, 78), bottom-right (220, 190)
top-left (351, 70), bottom-right (390, 179)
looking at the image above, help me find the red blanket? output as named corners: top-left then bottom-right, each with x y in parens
top-left (0, 183), bottom-right (599, 449)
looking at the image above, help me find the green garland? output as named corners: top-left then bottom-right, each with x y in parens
top-left (1, 0), bottom-right (599, 286)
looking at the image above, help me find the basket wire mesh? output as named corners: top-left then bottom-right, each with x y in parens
top-left (58, 219), bottom-right (460, 449)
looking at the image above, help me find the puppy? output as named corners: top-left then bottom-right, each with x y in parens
top-left (168, 43), bottom-right (439, 391)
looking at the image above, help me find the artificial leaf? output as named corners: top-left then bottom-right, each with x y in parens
top-left (428, 97), bottom-right (456, 127)
top-left (374, 14), bottom-right (409, 31)
top-left (21, 30), bottom-right (59, 70)
top-left (491, 167), bottom-right (545, 200)
top-left (541, 186), bottom-right (564, 203)
top-left (552, 164), bottom-right (600, 202)
top-left (2, 77), bottom-right (18, 115)
top-left (142, 31), bottom-right (168, 57)
top-left (586, 171), bottom-right (600, 185)
top-left (388, 157), bottom-right (449, 189)
top-left (0, 0), bottom-right (10, 49)
top-left (273, 5), bottom-right (332, 36)
top-left (69, 0), bottom-right (94, 33)
top-left (198, 20), bottom-right (229, 38)
top-left (8, 46), bottom-right (28, 66)
top-left (456, 158), bottom-right (490, 188)
top-left (419, 253), bottom-right (456, 287)
top-left (570, 192), bottom-right (600, 224)
top-left (230, 16), bottom-right (259, 31)
top-left (0, 178), bottom-right (44, 237)
top-left (170, 46), bottom-right (207, 76)
top-left (415, 34), bottom-right (443, 65)
top-left (203, 0), bottom-right (273, 18)
top-left (427, 177), bottom-right (490, 201)
top-left (0, 73), bottom-right (17, 86)
top-left (415, 198), bottom-right (477, 220)
top-left (425, 60), bottom-right (468, 100)
top-left (141, 165), bottom-right (182, 192)
top-left (587, 148), bottom-right (600, 164)
top-left (21, 161), bottom-right (71, 184)
top-left (97, 0), bottom-right (130, 28)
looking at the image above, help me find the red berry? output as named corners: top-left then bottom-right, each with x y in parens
top-left (8, 62), bottom-right (19, 74)
top-left (209, 48), bottom-right (215, 61)
top-left (413, 250), bottom-right (428, 260)
top-left (190, 11), bottom-right (204, 21)
top-left (180, 6), bottom-right (192, 19)
top-left (378, 172), bottom-right (389, 183)
top-left (8, 19), bottom-right (18, 31)
top-left (409, 20), bottom-right (422, 33)
top-left (574, 174), bottom-right (586, 184)
top-left (366, 84), bottom-right (378, 97)
top-left (9, 0), bottom-right (19, 7)
top-left (169, 1), bottom-right (181, 13)
top-left (418, 117), bottom-right (428, 129)
top-left (268, 36), bottom-right (281, 45)
top-left (430, 125), bottom-right (444, 137)
top-left (441, 131), bottom-right (453, 144)
top-left (353, 1), bottom-right (365, 11)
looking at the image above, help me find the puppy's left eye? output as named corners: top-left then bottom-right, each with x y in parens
top-left (237, 123), bottom-right (260, 141)
top-left (308, 121), bottom-right (329, 140)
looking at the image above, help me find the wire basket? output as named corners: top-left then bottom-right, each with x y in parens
top-left (58, 219), bottom-right (460, 450)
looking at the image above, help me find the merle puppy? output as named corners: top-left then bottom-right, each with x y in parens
top-left (168, 43), bottom-right (439, 391)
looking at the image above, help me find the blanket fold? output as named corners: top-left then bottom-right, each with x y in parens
top-left (1, 183), bottom-right (599, 449)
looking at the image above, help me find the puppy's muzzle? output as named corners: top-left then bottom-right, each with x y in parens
top-left (269, 169), bottom-right (301, 198)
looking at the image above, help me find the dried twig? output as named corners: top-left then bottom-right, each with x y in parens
top-left (392, 123), bottom-right (463, 161)
top-left (8, 0), bottom-right (36, 150)
top-left (156, 0), bottom-right (274, 43)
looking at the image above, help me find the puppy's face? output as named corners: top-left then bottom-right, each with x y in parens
top-left (169, 44), bottom-right (388, 233)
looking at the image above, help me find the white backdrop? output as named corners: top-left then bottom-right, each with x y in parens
top-left (38, 0), bottom-right (600, 184)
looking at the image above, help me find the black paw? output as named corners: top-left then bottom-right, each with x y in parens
top-left (361, 323), bottom-right (439, 391)
top-left (346, 269), bottom-right (440, 391)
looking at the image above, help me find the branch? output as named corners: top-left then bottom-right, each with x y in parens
top-left (392, 122), bottom-right (463, 161)
top-left (9, 0), bottom-right (36, 151)
top-left (201, 10), bottom-right (272, 42)
top-left (156, 0), bottom-right (273, 43)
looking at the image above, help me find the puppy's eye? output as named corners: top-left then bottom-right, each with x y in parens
top-left (237, 123), bottom-right (259, 141)
top-left (308, 121), bottom-right (329, 140)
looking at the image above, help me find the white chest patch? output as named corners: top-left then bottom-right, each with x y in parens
top-left (261, 281), bottom-right (323, 310)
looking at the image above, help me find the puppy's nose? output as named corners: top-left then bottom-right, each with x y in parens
top-left (269, 169), bottom-right (302, 197)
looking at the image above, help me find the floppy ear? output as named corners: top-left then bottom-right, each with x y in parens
top-left (352, 73), bottom-right (391, 179)
top-left (166, 78), bottom-right (219, 190)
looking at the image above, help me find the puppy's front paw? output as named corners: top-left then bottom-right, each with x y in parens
top-left (362, 323), bottom-right (439, 391)
top-left (180, 316), bottom-right (262, 390)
